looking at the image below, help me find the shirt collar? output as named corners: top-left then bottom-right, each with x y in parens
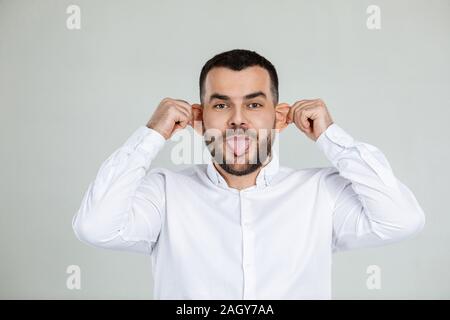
top-left (205, 148), bottom-right (280, 190)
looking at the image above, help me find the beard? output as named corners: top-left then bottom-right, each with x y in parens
top-left (204, 119), bottom-right (276, 176)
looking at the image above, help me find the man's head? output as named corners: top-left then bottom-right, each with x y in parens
top-left (191, 49), bottom-right (290, 176)
top-left (199, 49), bottom-right (279, 106)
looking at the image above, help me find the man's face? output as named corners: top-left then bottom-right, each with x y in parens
top-left (200, 66), bottom-right (279, 176)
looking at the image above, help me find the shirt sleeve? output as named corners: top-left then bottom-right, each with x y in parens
top-left (315, 123), bottom-right (426, 253)
top-left (72, 126), bottom-right (167, 255)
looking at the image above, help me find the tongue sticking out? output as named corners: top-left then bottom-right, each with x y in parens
top-left (226, 136), bottom-right (249, 157)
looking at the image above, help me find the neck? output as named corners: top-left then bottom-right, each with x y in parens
top-left (213, 155), bottom-right (272, 190)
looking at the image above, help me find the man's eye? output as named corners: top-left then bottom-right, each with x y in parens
top-left (248, 103), bottom-right (262, 109)
top-left (214, 103), bottom-right (227, 109)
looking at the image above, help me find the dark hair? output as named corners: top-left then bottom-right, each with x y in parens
top-left (199, 49), bottom-right (279, 105)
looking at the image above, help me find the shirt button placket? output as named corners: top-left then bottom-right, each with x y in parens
top-left (240, 191), bottom-right (256, 299)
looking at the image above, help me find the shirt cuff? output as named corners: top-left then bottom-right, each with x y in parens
top-left (315, 123), bottom-right (355, 165)
top-left (122, 126), bottom-right (167, 159)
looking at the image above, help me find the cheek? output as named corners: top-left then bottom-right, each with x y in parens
top-left (203, 113), bottom-right (227, 131)
top-left (250, 110), bottom-right (275, 128)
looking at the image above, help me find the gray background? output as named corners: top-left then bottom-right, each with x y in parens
top-left (1, 0), bottom-right (449, 299)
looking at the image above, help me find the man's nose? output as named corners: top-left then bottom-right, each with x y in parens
top-left (227, 106), bottom-right (249, 128)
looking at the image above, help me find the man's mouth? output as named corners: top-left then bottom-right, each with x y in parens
top-left (225, 135), bottom-right (250, 157)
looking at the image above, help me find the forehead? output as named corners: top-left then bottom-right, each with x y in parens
top-left (204, 66), bottom-right (271, 100)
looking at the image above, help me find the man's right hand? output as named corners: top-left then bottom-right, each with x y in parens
top-left (146, 98), bottom-right (194, 140)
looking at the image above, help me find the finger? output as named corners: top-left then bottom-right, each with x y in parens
top-left (173, 105), bottom-right (192, 126)
top-left (174, 99), bottom-right (190, 105)
top-left (173, 100), bottom-right (194, 126)
top-left (173, 104), bottom-right (190, 118)
top-left (293, 100), bottom-right (319, 110)
top-left (288, 103), bottom-right (309, 125)
top-left (287, 104), bottom-right (302, 123)
top-left (174, 99), bottom-right (193, 116)
top-left (286, 105), bottom-right (297, 126)
top-left (286, 106), bottom-right (294, 123)
top-left (287, 100), bottom-right (315, 122)
top-left (290, 99), bottom-right (315, 109)
top-left (163, 98), bottom-right (192, 116)
top-left (291, 100), bottom-right (321, 120)
top-left (298, 107), bottom-right (315, 132)
top-left (291, 99), bottom-right (324, 110)
top-left (173, 107), bottom-right (191, 128)
top-left (292, 106), bottom-right (304, 130)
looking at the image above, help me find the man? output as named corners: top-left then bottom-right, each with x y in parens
top-left (72, 49), bottom-right (425, 299)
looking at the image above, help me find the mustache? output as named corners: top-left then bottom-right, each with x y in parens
top-left (204, 128), bottom-right (260, 147)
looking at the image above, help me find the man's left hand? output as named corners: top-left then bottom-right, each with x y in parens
top-left (287, 98), bottom-right (334, 141)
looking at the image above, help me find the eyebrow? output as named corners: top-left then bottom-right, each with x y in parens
top-left (208, 91), bottom-right (267, 103)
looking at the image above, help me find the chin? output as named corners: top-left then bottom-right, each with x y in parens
top-left (219, 162), bottom-right (262, 176)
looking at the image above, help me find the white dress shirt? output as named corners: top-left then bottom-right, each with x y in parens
top-left (72, 123), bottom-right (425, 299)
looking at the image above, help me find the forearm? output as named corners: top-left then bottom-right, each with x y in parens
top-left (317, 124), bottom-right (426, 251)
top-left (72, 126), bottom-right (166, 251)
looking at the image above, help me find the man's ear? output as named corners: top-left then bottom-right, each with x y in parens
top-left (274, 102), bottom-right (290, 133)
top-left (191, 103), bottom-right (204, 136)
